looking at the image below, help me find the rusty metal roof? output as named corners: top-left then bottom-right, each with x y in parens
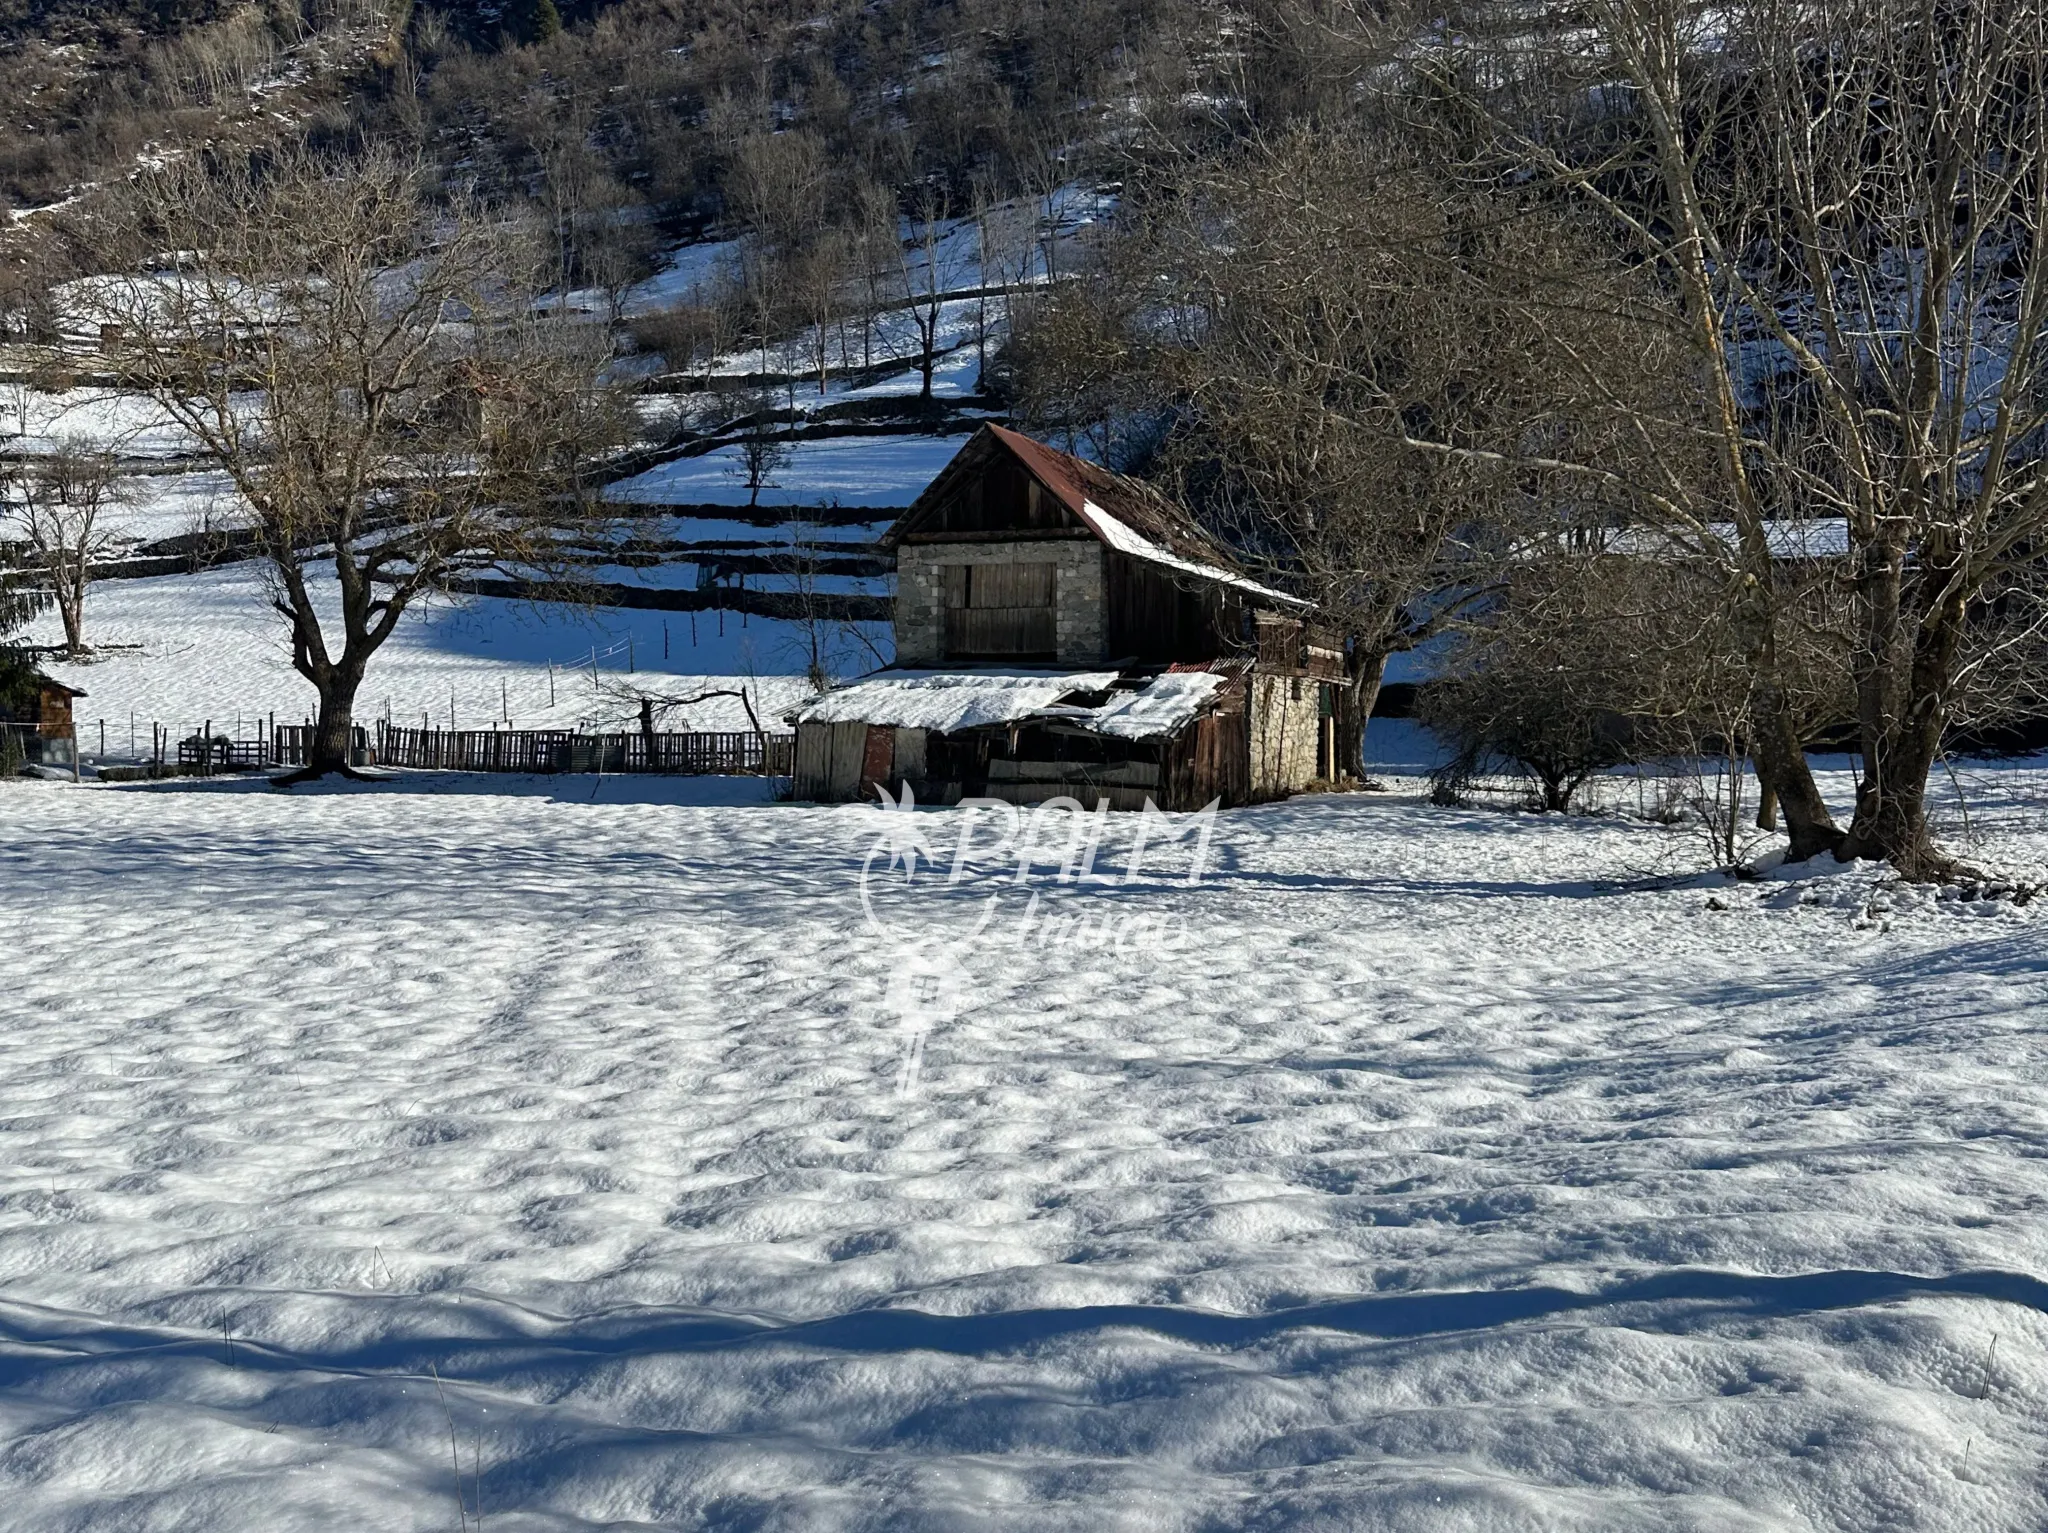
top-left (887, 424), bottom-right (1308, 608)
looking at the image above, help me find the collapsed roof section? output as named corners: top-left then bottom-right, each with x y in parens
top-left (786, 664), bottom-right (1242, 743)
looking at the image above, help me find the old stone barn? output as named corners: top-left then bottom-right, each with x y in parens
top-left (790, 425), bottom-right (1344, 809)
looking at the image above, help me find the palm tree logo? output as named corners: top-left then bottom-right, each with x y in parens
top-left (844, 782), bottom-right (998, 1098)
top-left (848, 781), bottom-right (998, 946)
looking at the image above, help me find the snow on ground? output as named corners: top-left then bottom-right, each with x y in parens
top-left (1, 759), bottom-right (2047, 1529)
top-left (614, 513), bottom-right (894, 546)
top-left (98, 469), bottom-right (247, 546)
top-left (0, 387), bottom-right (261, 459)
top-left (617, 184), bottom-right (1113, 332)
top-left (1, 468), bottom-right (245, 553)
top-left (607, 432), bottom-right (975, 509)
top-left (30, 563), bottom-right (889, 744)
top-left (619, 238), bottom-right (744, 318)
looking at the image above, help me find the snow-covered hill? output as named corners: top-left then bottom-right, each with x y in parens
top-left (7, 201), bottom-right (1126, 745)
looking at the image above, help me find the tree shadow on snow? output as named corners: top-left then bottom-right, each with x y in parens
top-left (3, 1266), bottom-right (2045, 1394)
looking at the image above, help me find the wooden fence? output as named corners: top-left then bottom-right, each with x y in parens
top-left (173, 725), bottom-right (372, 771)
top-left (168, 723), bottom-right (790, 776)
top-left (373, 724), bottom-right (791, 776)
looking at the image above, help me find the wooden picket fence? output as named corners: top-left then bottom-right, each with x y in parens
top-left (372, 724), bottom-right (792, 776)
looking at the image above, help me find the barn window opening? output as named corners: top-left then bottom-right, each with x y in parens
top-left (943, 563), bottom-right (1056, 659)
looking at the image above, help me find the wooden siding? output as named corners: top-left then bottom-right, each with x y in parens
top-left (826, 721), bottom-right (867, 796)
top-left (1254, 613), bottom-right (1347, 679)
top-left (943, 560), bottom-right (1058, 658)
top-left (1255, 614), bottom-right (1304, 670)
top-left (911, 454), bottom-right (1073, 537)
top-left (893, 727), bottom-right (927, 781)
top-left (1161, 676), bottom-right (1250, 808)
top-left (37, 685), bottom-right (75, 735)
top-left (861, 723), bottom-right (895, 790)
top-left (794, 720), bottom-right (870, 800)
top-left (1105, 551), bottom-right (1233, 662)
top-left (888, 677), bottom-right (1250, 812)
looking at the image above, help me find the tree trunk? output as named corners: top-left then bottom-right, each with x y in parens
top-left (1838, 611), bottom-right (1960, 877)
top-left (1834, 542), bottom-right (1962, 877)
top-left (56, 585), bottom-right (84, 657)
top-left (1749, 682), bottom-right (1843, 862)
top-left (307, 687), bottom-right (359, 775)
top-left (1840, 729), bottom-right (1942, 877)
top-left (289, 650), bottom-right (370, 780)
top-left (1339, 648), bottom-right (1390, 780)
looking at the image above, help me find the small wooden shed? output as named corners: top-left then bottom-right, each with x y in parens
top-left (0, 667), bottom-right (83, 770)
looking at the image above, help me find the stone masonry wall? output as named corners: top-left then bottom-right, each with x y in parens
top-left (1249, 672), bottom-right (1322, 798)
top-left (894, 540), bottom-right (1106, 666)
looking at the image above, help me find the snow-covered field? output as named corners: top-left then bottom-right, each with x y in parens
top-left (3, 755), bottom-right (2047, 1530)
top-left (607, 432), bottom-right (977, 509)
top-left (9, 211), bottom-right (2048, 1528)
top-left (28, 563), bottom-right (876, 742)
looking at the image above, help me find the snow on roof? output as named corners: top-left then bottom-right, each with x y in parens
top-left (1076, 498), bottom-right (1310, 608)
top-left (788, 670), bottom-right (1121, 731)
top-left (790, 666), bottom-right (1236, 740)
top-left (1071, 670), bottom-right (1227, 740)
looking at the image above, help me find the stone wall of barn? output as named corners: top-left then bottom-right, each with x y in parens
top-left (894, 540), bottom-right (1106, 666)
top-left (1249, 671), bottom-right (1323, 798)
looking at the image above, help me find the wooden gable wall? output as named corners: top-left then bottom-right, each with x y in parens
top-left (903, 450), bottom-right (1079, 540)
top-left (897, 432), bottom-right (1260, 667)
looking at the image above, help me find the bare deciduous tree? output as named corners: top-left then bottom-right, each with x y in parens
top-left (1020, 125), bottom-right (1687, 779)
top-left (706, 382), bottom-right (792, 508)
top-left (7, 441), bottom-right (129, 657)
top-left (899, 192), bottom-right (961, 401)
top-left (1422, 542), bottom-right (1853, 861)
top-left (79, 149), bottom-right (626, 780)
top-left (1436, 0), bottom-right (2048, 876)
top-left (793, 232), bottom-right (852, 397)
